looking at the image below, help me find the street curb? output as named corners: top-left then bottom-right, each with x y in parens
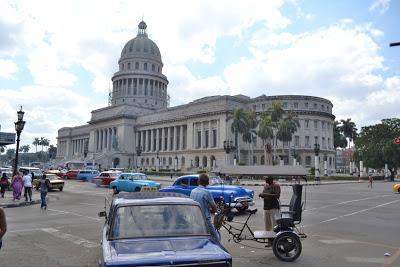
top-left (240, 181), bottom-right (389, 187)
top-left (0, 195), bottom-right (60, 209)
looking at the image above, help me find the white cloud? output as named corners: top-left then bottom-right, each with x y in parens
top-left (0, 59), bottom-right (19, 79)
top-left (369, 0), bottom-right (391, 14)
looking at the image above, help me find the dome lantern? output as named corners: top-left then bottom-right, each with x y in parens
top-left (137, 20), bottom-right (148, 37)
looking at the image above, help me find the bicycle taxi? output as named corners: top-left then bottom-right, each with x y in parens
top-left (212, 165), bottom-right (308, 262)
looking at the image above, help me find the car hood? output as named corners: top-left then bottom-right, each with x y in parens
top-left (133, 180), bottom-right (160, 186)
top-left (208, 185), bottom-right (252, 197)
top-left (104, 237), bottom-right (230, 266)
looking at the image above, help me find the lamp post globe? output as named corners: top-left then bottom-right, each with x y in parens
top-left (13, 106), bottom-right (26, 176)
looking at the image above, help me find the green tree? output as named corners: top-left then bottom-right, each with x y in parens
top-left (0, 146), bottom-right (5, 154)
top-left (48, 145), bottom-right (57, 159)
top-left (334, 121), bottom-right (348, 149)
top-left (230, 108), bottom-right (247, 163)
top-left (33, 137), bottom-right (40, 153)
top-left (339, 118), bottom-right (358, 148)
top-left (6, 148), bottom-right (15, 160)
top-left (276, 111), bottom-right (300, 164)
top-left (19, 145), bottom-right (30, 153)
top-left (269, 100), bottom-right (284, 162)
top-left (355, 118), bottom-right (400, 181)
top-left (258, 113), bottom-right (274, 165)
top-left (242, 109), bottom-right (258, 165)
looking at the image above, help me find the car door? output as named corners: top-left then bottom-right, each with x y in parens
top-left (175, 177), bottom-right (191, 196)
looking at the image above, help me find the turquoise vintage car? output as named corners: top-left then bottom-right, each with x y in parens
top-left (109, 173), bottom-right (161, 194)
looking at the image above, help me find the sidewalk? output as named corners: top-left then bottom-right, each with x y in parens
top-left (147, 174), bottom-right (396, 187)
top-left (0, 189), bottom-right (41, 208)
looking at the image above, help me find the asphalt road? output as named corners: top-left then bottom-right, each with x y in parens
top-left (1, 179), bottom-right (399, 267)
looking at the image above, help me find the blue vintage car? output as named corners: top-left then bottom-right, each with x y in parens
top-left (109, 172), bottom-right (161, 194)
top-left (160, 175), bottom-right (254, 212)
top-left (76, 169), bottom-right (100, 182)
top-left (99, 192), bottom-right (232, 267)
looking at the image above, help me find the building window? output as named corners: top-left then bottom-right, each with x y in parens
top-left (305, 156), bottom-right (311, 166)
top-left (283, 102), bottom-right (287, 108)
top-left (212, 129), bottom-right (217, 147)
top-left (262, 103), bottom-right (265, 110)
top-left (158, 66), bottom-right (160, 72)
top-left (135, 62), bottom-right (139, 69)
top-left (205, 130), bottom-right (209, 148)
top-left (321, 104), bottom-right (324, 111)
top-left (305, 120), bottom-right (309, 128)
top-left (127, 63), bottom-right (131, 69)
top-left (121, 64), bottom-right (124, 70)
top-left (322, 137), bottom-right (326, 148)
top-left (314, 103), bottom-right (317, 109)
top-left (328, 138), bottom-right (331, 149)
top-left (305, 102), bottom-right (309, 109)
top-left (197, 131), bottom-right (201, 148)
top-left (305, 136), bottom-right (310, 147)
top-left (144, 63), bottom-right (147, 70)
top-left (322, 121), bottom-right (325, 129)
top-left (314, 136), bottom-right (319, 145)
top-left (295, 136), bottom-right (299, 147)
top-left (314, 120), bottom-right (318, 129)
top-left (294, 102), bottom-right (298, 108)
top-left (152, 64), bottom-right (155, 71)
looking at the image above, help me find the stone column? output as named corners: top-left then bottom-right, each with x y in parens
top-left (147, 130), bottom-right (151, 152)
top-left (359, 160), bottom-right (364, 177)
top-left (156, 128), bottom-right (160, 152)
top-left (208, 121), bottom-right (212, 148)
top-left (180, 125), bottom-right (184, 150)
top-left (161, 128), bottom-right (165, 151)
top-left (315, 155), bottom-right (320, 181)
top-left (324, 160), bottom-right (328, 176)
top-left (150, 129), bottom-right (154, 152)
top-left (167, 127), bottom-right (171, 151)
top-left (201, 122), bottom-right (204, 148)
top-left (293, 158), bottom-right (297, 166)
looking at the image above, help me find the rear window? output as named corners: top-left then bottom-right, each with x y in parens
top-left (110, 204), bottom-right (208, 239)
top-left (79, 171), bottom-right (90, 174)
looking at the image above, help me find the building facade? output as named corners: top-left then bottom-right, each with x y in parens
top-left (57, 21), bottom-right (336, 173)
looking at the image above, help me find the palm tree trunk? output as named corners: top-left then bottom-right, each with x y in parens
top-left (236, 131), bottom-right (241, 163)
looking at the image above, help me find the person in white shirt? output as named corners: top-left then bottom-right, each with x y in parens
top-left (22, 171), bottom-right (33, 202)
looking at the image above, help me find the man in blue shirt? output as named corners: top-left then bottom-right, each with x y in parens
top-left (190, 173), bottom-right (219, 242)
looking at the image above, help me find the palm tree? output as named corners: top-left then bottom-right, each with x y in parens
top-left (258, 113), bottom-right (274, 165)
top-left (269, 100), bottom-right (284, 162)
top-left (0, 146), bottom-right (5, 154)
top-left (33, 137), bottom-right (40, 153)
top-left (230, 108), bottom-right (247, 163)
top-left (276, 112), bottom-right (300, 164)
top-left (339, 119), bottom-right (358, 148)
top-left (19, 145), bottom-right (30, 153)
top-left (334, 121), bottom-right (347, 149)
top-left (242, 110), bottom-right (258, 165)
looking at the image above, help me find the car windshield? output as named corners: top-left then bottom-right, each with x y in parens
top-left (209, 176), bottom-right (223, 185)
top-left (110, 204), bottom-right (208, 239)
top-left (46, 175), bottom-right (58, 180)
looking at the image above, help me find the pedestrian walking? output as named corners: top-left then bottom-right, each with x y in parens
top-left (39, 174), bottom-right (50, 210)
top-left (368, 174), bottom-right (373, 189)
top-left (11, 172), bottom-right (23, 201)
top-left (0, 207), bottom-right (6, 250)
top-left (22, 171), bottom-right (33, 202)
top-left (0, 173), bottom-right (8, 198)
top-left (259, 176), bottom-right (281, 246)
top-left (190, 173), bottom-right (220, 242)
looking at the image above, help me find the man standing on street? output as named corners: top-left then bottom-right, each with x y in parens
top-left (40, 174), bottom-right (50, 210)
top-left (190, 173), bottom-right (219, 242)
top-left (22, 171), bottom-right (33, 202)
top-left (259, 176), bottom-right (281, 241)
top-left (0, 207), bottom-right (7, 250)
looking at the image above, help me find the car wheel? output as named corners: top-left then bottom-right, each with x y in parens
top-left (273, 232), bottom-right (302, 262)
top-left (112, 187), bottom-right (119, 195)
top-left (59, 187), bottom-right (63, 192)
top-left (134, 187), bottom-right (141, 192)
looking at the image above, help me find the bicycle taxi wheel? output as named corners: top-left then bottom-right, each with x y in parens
top-left (272, 231), bottom-right (302, 262)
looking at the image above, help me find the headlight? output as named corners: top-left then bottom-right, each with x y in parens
top-left (230, 192), bottom-right (234, 200)
top-left (250, 191), bottom-right (254, 197)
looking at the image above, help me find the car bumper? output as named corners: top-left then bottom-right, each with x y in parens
top-left (229, 200), bottom-right (255, 208)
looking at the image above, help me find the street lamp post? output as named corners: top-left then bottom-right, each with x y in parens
top-left (223, 140), bottom-right (236, 166)
top-left (314, 143), bottom-right (320, 183)
top-left (135, 146), bottom-right (142, 171)
top-left (13, 106), bottom-right (26, 176)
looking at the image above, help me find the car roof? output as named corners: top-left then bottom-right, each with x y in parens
top-left (119, 172), bottom-right (146, 175)
top-left (113, 192), bottom-right (197, 206)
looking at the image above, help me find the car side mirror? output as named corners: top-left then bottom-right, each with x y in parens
top-left (98, 211), bottom-right (106, 218)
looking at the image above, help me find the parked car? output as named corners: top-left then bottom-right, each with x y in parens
top-left (45, 169), bottom-right (65, 178)
top-left (92, 170), bottom-right (122, 186)
top-left (98, 192), bottom-right (232, 266)
top-left (77, 170), bottom-right (100, 182)
top-left (160, 174), bottom-right (254, 212)
top-left (33, 174), bottom-right (64, 191)
top-left (63, 169), bottom-right (79, 180)
top-left (19, 167), bottom-right (43, 180)
top-left (110, 173), bottom-right (161, 194)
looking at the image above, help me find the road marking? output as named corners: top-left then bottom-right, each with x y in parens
top-left (381, 248), bottom-right (400, 267)
top-left (306, 195), bottom-right (392, 211)
top-left (312, 234), bottom-right (398, 249)
top-left (346, 257), bottom-right (386, 264)
top-left (305, 199), bottom-right (400, 227)
top-left (80, 202), bottom-right (98, 206)
top-left (319, 239), bottom-right (357, 244)
top-left (41, 227), bottom-right (99, 248)
top-left (47, 208), bottom-right (101, 221)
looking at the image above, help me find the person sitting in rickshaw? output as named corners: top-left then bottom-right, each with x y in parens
top-left (259, 176), bottom-right (281, 245)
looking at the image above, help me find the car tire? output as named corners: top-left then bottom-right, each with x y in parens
top-left (59, 187), bottom-right (63, 192)
top-left (134, 187), bottom-right (141, 192)
top-left (112, 187), bottom-right (119, 195)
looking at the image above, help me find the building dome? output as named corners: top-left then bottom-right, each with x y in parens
top-left (119, 21), bottom-right (162, 65)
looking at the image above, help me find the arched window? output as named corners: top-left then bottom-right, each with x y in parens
top-left (151, 158), bottom-right (155, 166)
top-left (152, 64), bottom-right (155, 71)
top-left (163, 157), bottom-right (166, 166)
top-left (144, 63), bottom-right (147, 70)
top-left (253, 156), bottom-right (257, 165)
top-left (168, 157), bottom-right (172, 166)
top-left (181, 157), bottom-right (185, 168)
top-left (202, 156), bottom-right (207, 168)
top-left (146, 158), bottom-right (149, 166)
top-left (195, 156), bottom-right (200, 167)
top-left (305, 156), bottom-right (311, 166)
top-left (210, 156), bottom-right (216, 168)
top-left (329, 157), bottom-right (332, 167)
top-left (127, 62), bottom-right (131, 69)
top-left (121, 64), bottom-right (124, 70)
top-left (135, 62), bottom-right (139, 69)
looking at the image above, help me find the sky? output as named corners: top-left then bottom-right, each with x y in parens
top-left (0, 0), bottom-right (399, 152)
